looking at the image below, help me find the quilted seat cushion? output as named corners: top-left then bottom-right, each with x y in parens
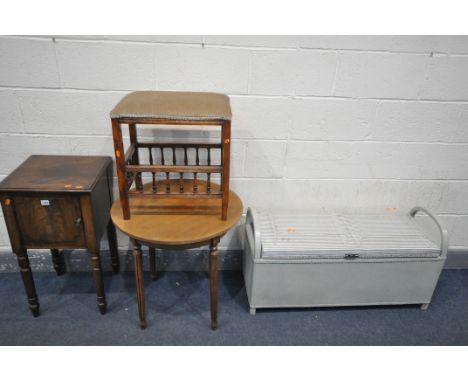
top-left (258, 212), bottom-right (440, 260)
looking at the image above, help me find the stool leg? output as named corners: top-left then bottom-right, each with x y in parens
top-left (129, 123), bottom-right (143, 191)
top-left (112, 118), bottom-right (130, 220)
top-left (149, 247), bottom-right (157, 281)
top-left (16, 248), bottom-right (40, 317)
top-left (133, 240), bottom-right (146, 329)
top-left (89, 250), bottom-right (107, 314)
top-left (107, 220), bottom-right (120, 274)
top-left (221, 120), bottom-right (231, 221)
top-left (51, 249), bottom-right (66, 276)
top-left (209, 238), bottom-right (220, 330)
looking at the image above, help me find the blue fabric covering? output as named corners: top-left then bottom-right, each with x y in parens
top-left (0, 270), bottom-right (467, 345)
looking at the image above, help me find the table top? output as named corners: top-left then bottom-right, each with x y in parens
top-left (110, 91), bottom-right (232, 121)
top-left (0, 155), bottom-right (112, 193)
top-left (111, 180), bottom-right (243, 246)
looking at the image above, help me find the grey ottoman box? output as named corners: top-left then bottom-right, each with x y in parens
top-left (242, 207), bottom-right (448, 315)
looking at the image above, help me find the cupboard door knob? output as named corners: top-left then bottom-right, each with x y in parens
top-left (75, 217), bottom-right (82, 226)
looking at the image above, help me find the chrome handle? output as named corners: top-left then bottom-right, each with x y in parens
top-left (75, 217), bottom-right (82, 226)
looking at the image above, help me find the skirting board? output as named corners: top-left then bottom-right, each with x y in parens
top-left (0, 248), bottom-right (243, 273)
top-left (0, 247), bottom-right (467, 273)
top-left (444, 247), bottom-right (468, 268)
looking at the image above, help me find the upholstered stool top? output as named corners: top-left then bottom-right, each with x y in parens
top-left (110, 91), bottom-right (232, 121)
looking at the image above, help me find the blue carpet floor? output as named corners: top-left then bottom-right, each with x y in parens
top-left (0, 269), bottom-right (467, 345)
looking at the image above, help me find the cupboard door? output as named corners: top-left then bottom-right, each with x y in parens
top-left (14, 195), bottom-right (86, 248)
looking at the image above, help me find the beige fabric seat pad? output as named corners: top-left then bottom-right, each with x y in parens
top-left (110, 91), bottom-right (232, 121)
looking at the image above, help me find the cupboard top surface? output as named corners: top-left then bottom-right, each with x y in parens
top-left (0, 155), bottom-right (112, 193)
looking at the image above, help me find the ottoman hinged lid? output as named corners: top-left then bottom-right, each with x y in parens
top-left (257, 212), bottom-right (440, 260)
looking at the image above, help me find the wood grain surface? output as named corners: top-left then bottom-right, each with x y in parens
top-left (111, 180), bottom-right (243, 246)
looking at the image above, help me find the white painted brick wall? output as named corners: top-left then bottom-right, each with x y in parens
top-left (1, 35), bottom-right (468, 256)
top-left (285, 141), bottom-right (468, 180)
top-left (295, 51), bottom-right (338, 96)
top-left (0, 37), bottom-right (59, 88)
top-left (371, 101), bottom-right (467, 142)
top-left (250, 50), bottom-right (298, 95)
top-left (333, 52), bottom-right (428, 99)
top-left (230, 179), bottom-right (468, 215)
top-left (17, 90), bottom-right (125, 135)
top-left (155, 46), bottom-right (250, 94)
top-left (204, 35), bottom-right (299, 48)
top-left (299, 35), bottom-right (468, 54)
top-left (56, 40), bottom-right (157, 90)
top-left (244, 141), bottom-right (288, 178)
top-left (421, 55), bottom-right (468, 100)
top-left (230, 96), bottom-right (291, 139)
top-left (291, 98), bottom-right (376, 141)
top-left (299, 36), bottom-right (395, 51)
top-left (0, 90), bottom-right (23, 133)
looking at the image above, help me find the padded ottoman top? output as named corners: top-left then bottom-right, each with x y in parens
top-left (258, 212), bottom-right (440, 259)
top-left (110, 91), bottom-right (232, 121)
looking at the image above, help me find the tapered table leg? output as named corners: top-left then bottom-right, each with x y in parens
top-left (133, 240), bottom-right (146, 329)
top-left (16, 249), bottom-right (40, 317)
top-left (89, 250), bottom-right (107, 314)
top-left (209, 238), bottom-right (220, 330)
top-left (51, 248), bottom-right (66, 276)
top-left (107, 220), bottom-right (120, 273)
top-left (149, 247), bottom-right (157, 281)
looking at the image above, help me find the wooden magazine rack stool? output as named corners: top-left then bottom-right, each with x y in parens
top-left (110, 91), bottom-right (232, 221)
